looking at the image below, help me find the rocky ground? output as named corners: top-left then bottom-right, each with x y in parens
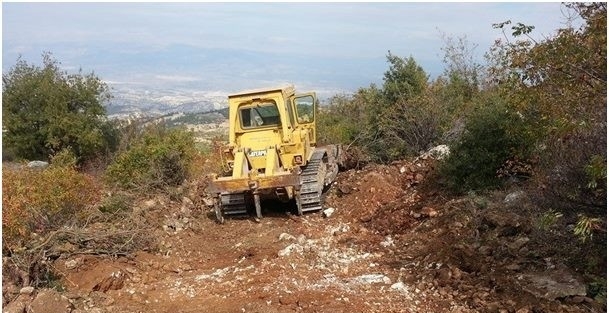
top-left (3, 154), bottom-right (605, 313)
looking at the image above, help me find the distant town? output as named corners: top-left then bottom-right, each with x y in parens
top-left (105, 85), bottom-right (229, 119)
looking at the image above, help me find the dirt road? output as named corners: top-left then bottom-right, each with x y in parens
top-left (57, 208), bottom-right (428, 312)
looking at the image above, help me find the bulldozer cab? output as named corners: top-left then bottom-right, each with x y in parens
top-left (227, 86), bottom-right (317, 159)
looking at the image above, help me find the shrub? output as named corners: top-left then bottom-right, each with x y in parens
top-left (105, 124), bottom-right (197, 191)
top-left (318, 87), bottom-right (446, 163)
top-left (98, 192), bottom-right (132, 215)
top-left (2, 163), bottom-right (101, 251)
top-left (574, 214), bottom-right (604, 242)
top-left (534, 127), bottom-right (606, 214)
top-left (440, 96), bottom-right (533, 192)
top-left (317, 94), bottom-right (369, 146)
top-left (50, 148), bottom-right (78, 168)
top-left (378, 91), bottom-right (448, 158)
top-left (317, 54), bottom-right (462, 163)
top-left (488, 4), bottom-right (606, 244)
top-left (2, 162), bottom-right (153, 289)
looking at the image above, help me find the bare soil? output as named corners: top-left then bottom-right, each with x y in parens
top-left (4, 157), bottom-right (605, 313)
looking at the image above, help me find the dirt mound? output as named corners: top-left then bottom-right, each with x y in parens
top-left (323, 154), bottom-right (603, 313)
top-left (327, 158), bottom-right (440, 235)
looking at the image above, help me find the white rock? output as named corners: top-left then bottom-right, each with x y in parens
top-left (64, 257), bottom-right (83, 270)
top-left (327, 223), bottom-right (350, 235)
top-left (504, 190), bottom-right (525, 203)
top-left (278, 233), bottom-right (296, 241)
top-left (19, 286), bottom-right (34, 295)
top-left (164, 218), bottom-right (186, 234)
top-left (419, 145), bottom-right (450, 160)
top-left (351, 274), bottom-right (391, 285)
top-left (322, 207), bottom-right (335, 218)
top-left (391, 281), bottom-right (409, 293)
top-left (27, 161), bottom-right (49, 169)
top-left (278, 243), bottom-right (304, 257)
top-left (297, 234), bottom-right (307, 245)
top-left (143, 199), bottom-right (156, 209)
top-left (380, 236), bottom-right (395, 247)
top-left (182, 196), bottom-right (194, 208)
top-left (203, 197), bottom-right (215, 207)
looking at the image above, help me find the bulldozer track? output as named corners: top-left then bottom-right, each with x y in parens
top-left (297, 148), bottom-right (327, 213)
top-left (219, 193), bottom-right (248, 215)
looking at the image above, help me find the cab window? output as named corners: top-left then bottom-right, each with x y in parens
top-left (240, 101), bottom-right (281, 128)
top-left (295, 95), bottom-right (314, 123)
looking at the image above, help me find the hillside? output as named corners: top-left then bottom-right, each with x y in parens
top-left (3, 153), bottom-right (604, 313)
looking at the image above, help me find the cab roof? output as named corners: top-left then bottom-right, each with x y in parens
top-left (228, 85), bottom-right (295, 99)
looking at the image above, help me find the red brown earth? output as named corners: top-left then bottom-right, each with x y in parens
top-left (3, 156), bottom-right (604, 313)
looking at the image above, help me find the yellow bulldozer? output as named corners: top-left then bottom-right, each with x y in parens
top-left (207, 85), bottom-right (342, 223)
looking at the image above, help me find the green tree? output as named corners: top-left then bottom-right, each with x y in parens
top-left (318, 53), bottom-right (436, 162)
top-left (369, 53), bottom-right (434, 160)
top-left (489, 3), bottom-right (606, 129)
top-left (438, 33), bottom-right (483, 117)
top-left (440, 33), bottom-right (482, 92)
top-left (382, 51), bottom-right (428, 105)
top-left (2, 53), bottom-right (116, 163)
top-left (317, 94), bottom-right (366, 146)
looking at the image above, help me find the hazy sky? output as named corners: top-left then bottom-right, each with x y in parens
top-left (2, 2), bottom-right (575, 96)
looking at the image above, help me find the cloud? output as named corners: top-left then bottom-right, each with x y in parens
top-left (4, 3), bottom-right (565, 58)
